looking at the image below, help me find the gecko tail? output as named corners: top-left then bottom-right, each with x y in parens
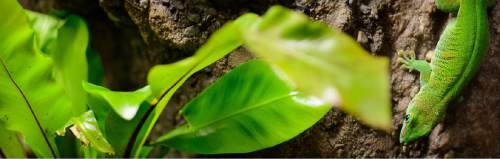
top-left (435, 0), bottom-right (495, 13)
top-left (435, 0), bottom-right (459, 13)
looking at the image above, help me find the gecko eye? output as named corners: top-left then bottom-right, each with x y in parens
top-left (404, 114), bottom-right (410, 121)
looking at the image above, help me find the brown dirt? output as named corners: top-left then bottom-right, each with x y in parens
top-left (20, 0), bottom-right (500, 157)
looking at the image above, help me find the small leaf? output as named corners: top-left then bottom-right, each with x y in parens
top-left (241, 6), bottom-right (391, 130)
top-left (69, 111), bottom-right (114, 155)
top-left (84, 83), bottom-right (152, 156)
top-left (83, 82), bottom-right (153, 120)
top-left (25, 11), bottom-right (65, 53)
top-left (0, 126), bottom-right (26, 158)
top-left (155, 60), bottom-right (331, 154)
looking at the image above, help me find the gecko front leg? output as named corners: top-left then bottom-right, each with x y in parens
top-left (397, 50), bottom-right (432, 87)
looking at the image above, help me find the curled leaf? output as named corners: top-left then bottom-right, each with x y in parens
top-left (83, 82), bottom-right (153, 120)
top-left (69, 111), bottom-right (114, 155)
top-left (241, 6), bottom-right (391, 130)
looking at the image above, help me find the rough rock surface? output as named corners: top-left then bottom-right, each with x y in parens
top-left (20, 0), bottom-right (500, 157)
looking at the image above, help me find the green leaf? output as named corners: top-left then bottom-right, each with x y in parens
top-left (0, 126), bottom-right (26, 158)
top-left (81, 146), bottom-right (98, 158)
top-left (83, 82), bottom-right (153, 157)
top-left (138, 145), bottom-right (154, 158)
top-left (67, 111), bottom-right (114, 155)
top-left (83, 82), bottom-right (152, 120)
top-left (241, 6), bottom-right (391, 130)
top-left (25, 11), bottom-right (64, 54)
top-left (25, 6), bottom-right (89, 117)
top-left (83, 82), bottom-right (152, 156)
top-left (0, 1), bottom-right (72, 157)
top-left (155, 60), bottom-right (331, 154)
top-left (0, 1), bottom-right (90, 157)
top-left (125, 14), bottom-right (259, 157)
top-left (48, 14), bottom-right (90, 116)
top-left (104, 103), bottom-right (151, 157)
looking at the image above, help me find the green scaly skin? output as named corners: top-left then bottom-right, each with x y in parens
top-left (398, 0), bottom-right (493, 143)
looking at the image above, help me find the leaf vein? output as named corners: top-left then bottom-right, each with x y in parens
top-left (189, 93), bottom-right (295, 131)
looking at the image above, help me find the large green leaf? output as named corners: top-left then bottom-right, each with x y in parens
top-left (123, 14), bottom-right (259, 157)
top-left (241, 6), bottom-right (391, 130)
top-left (0, 2), bottom-right (68, 157)
top-left (0, 1), bottom-right (89, 157)
top-left (155, 60), bottom-right (331, 154)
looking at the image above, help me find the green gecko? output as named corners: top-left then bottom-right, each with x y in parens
top-left (398, 0), bottom-right (494, 143)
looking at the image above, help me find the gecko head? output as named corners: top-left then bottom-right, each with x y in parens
top-left (399, 102), bottom-right (434, 144)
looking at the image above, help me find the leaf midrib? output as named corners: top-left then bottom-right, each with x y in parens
top-left (188, 93), bottom-right (295, 131)
top-left (0, 57), bottom-right (56, 157)
top-left (123, 56), bottom-right (201, 157)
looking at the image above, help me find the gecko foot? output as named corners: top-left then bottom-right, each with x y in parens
top-left (425, 50), bottom-right (434, 62)
top-left (397, 50), bottom-right (417, 72)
